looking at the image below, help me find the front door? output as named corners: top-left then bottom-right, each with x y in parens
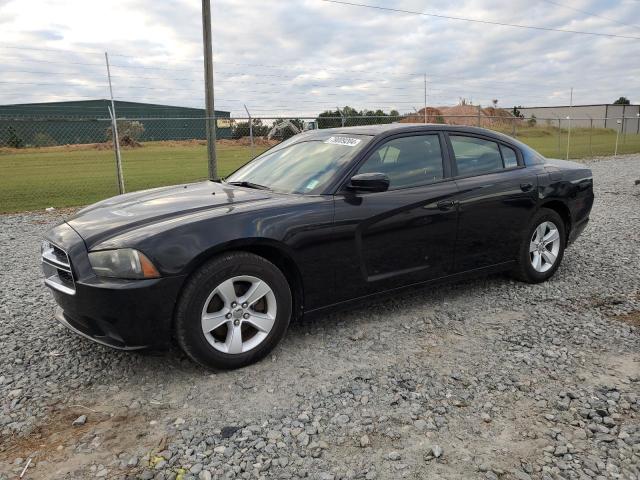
top-left (332, 133), bottom-right (459, 302)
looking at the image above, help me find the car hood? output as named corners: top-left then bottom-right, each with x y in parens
top-left (67, 181), bottom-right (272, 247)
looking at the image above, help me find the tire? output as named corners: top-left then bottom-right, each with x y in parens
top-left (512, 208), bottom-right (566, 284)
top-left (174, 251), bottom-right (292, 370)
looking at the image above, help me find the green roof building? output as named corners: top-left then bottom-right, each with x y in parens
top-left (0, 99), bottom-right (231, 147)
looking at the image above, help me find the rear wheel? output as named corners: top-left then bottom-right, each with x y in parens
top-left (513, 208), bottom-right (566, 283)
top-left (175, 252), bottom-right (292, 369)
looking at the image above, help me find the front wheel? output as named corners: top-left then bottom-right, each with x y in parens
top-left (513, 208), bottom-right (566, 283)
top-left (174, 252), bottom-right (292, 370)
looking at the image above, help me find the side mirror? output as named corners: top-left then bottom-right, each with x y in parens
top-left (348, 172), bottom-right (390, 193)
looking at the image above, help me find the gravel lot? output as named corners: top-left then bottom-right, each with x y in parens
top-left (1, 154), bottom-right (639, 480)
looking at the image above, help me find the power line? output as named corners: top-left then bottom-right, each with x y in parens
top-left (318, 0), bottom-right (640, 40)
top-left (538, 0), bottom-right (640, 31)
top-left (3, 67), bottom-right (623, 95)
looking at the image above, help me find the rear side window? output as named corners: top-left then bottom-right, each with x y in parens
top-left (500, 145), bottom-right (519, 168)
top-left (450, 136), bottom-right (503, 176)
top-left (357, 134), bottom-right (444, 190)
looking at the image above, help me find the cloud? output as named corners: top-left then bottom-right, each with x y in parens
top-left (0, 0), bottom-right (638, 116)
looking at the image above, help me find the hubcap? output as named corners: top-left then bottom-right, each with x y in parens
top-left (529, 221), bottom-right (560, 273)
top-left (201, 275), bottom-right (277, 354)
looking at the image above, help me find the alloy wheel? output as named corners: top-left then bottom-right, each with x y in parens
top-left (529, 221), bottom-right (561, 273)
top-left (201, 275), bottom-right (277, 354)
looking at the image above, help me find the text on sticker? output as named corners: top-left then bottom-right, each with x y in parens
top-left (324, 136), bottom-right (361, 147)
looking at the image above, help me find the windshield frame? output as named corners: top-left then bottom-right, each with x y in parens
top-left (224, 133), bottom-right (373, 195)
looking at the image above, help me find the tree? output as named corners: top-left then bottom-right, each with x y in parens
top-left (492, 99), bottom-right (498, 107)
top-left (316, 106), bottom-right (399, 128)
top-left (512, 106), bottom-right (524, 119)
top-left (6, 126), bottom-right (24, 148)
top-left (316, 109), bottom-right (344, 129)
top-left (613, 96), bottom-right (630, 105)
top-left (106, 120), bottom-right (145, 146)
top-left (232, 119), bottom-right (269, 139)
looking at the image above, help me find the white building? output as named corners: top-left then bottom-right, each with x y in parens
top-left (518, 104), bottom-right (640, 133)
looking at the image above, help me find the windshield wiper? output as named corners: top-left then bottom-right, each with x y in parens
top-left (225, 180), bottom-right (271, 191)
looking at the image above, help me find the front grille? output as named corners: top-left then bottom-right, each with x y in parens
top-left (42, 241), bottom-right (76, 295)
top-left (51, 244), bottom-right (68, 264)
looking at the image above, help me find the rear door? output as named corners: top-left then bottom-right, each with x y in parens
top-left (332, 132), bottom-right (459, 302)
top-left (446, 133), bottom-right (538, 272)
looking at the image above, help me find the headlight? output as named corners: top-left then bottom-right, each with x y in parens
top-left (88, 249), bottom-right (160, 279)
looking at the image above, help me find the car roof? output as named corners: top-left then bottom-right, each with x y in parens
top-left (281, 123), bottom-right (544, 166)
top-left (302, 123), bottom-right (516, 141)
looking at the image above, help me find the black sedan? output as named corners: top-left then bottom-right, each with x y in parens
top-left (42, 124), bottom-right (594, 369)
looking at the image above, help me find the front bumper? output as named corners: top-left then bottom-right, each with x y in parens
top-left (44, 222), bottom-right (185, 350)
top-left (50, 275), bottom-right (185, 349)
top-left (55, 307), bottom-right (144, 350)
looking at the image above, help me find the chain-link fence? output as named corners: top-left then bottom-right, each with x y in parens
top-left (2, 113), bottom-right (639, 213)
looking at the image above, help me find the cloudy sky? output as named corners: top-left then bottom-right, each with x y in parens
top-left (0, 0), bottom-right (638, 117)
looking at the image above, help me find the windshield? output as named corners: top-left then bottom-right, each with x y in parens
top-left (226, 135), bottom-right (371, 194)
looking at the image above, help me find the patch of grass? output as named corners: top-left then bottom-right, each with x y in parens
top-left (0, 141), bottom-right (267, 213)
top-left (516, 129), bottom-right (640, 159)
top-left (1, 130), bottom-right (639, 213)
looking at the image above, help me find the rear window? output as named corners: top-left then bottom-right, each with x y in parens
top-left (500, 145), bottom-right (519, 168)
top-left (450, 136), bottom-right (504, 176)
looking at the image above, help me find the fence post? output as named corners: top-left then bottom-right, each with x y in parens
top-left (589, 118), bottom-right (593, 157)
top-left (614, 119), bottom-right (621, 158)
top-left (477, 105), bottom-right (481, 127)
top-left (244, 104), bottom-right (254, 159)
top-left (511, 116), bottom-right (516, 136)
top-left (424, 73), bottom-right (428, 124)
top-left (336, 107), bottom-right (345, 127)
top-left (104, 52), bottom-right (125, 194)
top-left (622, 105), bottom-right (626, 144)
top-left (557, 118), bottom-right (561, 157)
top-left (565, 87), bottom-right (573, 160)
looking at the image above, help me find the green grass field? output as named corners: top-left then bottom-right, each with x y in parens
top-left (0, 142), bottom-right (268, 213)
top-left (514, 127), bottom-right (640, 159)
top-left (1, 129), bottom-right (638, 213)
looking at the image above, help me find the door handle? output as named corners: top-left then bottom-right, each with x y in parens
top-left (520, 182), bottom-right (534, 192)
top-left (436, 200), bottom-right (455, 211)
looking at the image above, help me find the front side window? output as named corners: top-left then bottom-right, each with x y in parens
top-left (226, 135), bottom-right (371, 194)
top-left (450, 136), bottom-right (504, 176)
top-left (357, 135), bottom-right (444, 190)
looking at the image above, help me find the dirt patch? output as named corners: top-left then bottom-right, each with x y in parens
top-left (0, 137), bottom-right (276, 155)
top-left (147, 139), bottom-right (207, 148)
top-left (219, 137), bottom-right (278, 147)
top-left (0, 404), bottom-right (163, 479)
top-left (399, 107), bottom-right (444, 124)
top-left (579, 351), bottom-right (640, 388)
top-left (611, 310), bottom-right (640, 327)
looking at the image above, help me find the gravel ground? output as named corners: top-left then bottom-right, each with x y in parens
top-left (1, 154), bottom-right (639, 480)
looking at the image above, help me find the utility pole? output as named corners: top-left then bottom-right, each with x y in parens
top-left (105, 52), bottom-right (125, 194)
top-left (202, 0), bottom-right (217, 180)
top-left (566, 87), bottom-right (573, 160)
top-left (423, 73), bottom-right (428, 124)
top-left (244, 104), bottom-right (254, 159)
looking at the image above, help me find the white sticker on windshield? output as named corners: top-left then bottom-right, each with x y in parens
top-left (324, 136), bottom-right (361, 147)
top-left (306, 179), bottom-right (319, 190)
